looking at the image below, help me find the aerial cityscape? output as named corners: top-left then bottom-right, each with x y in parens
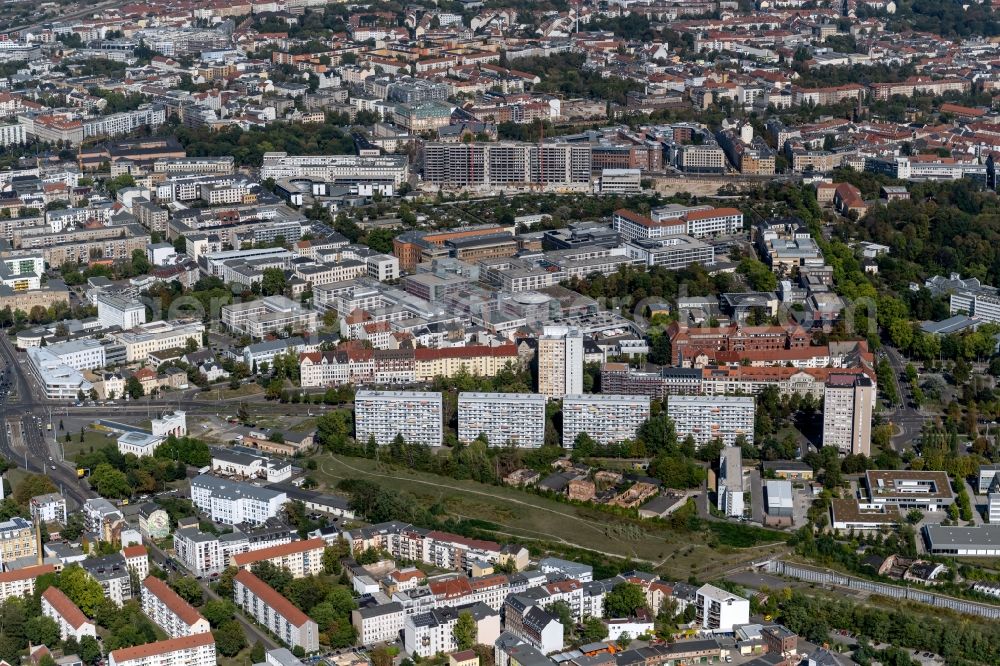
top-left (0, 0), bottom-right (995, 665)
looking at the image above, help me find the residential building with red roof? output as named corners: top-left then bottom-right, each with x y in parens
top-left (140, 576), bottom-right (211, 638)
top-left (41, 586), bottom-right (96, 641)
top-left (0, 564), bottom-right (54, 600)
top-left (107, 631), bottom-right (216, 666)
top-left (230, 537), bottom-right (326, 577)
top-left (233, 570), bottom-right (319, 653)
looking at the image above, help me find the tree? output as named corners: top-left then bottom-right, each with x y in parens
top-left (89, 463), bottom-right (131, 499)
top-left (580, 616), bottom-right (609, 643)
top-left (24, 615), bottom-right (59, 646)
top-left (131, 249), bottom-right (150, 275)
top-left (79, 635), bottom-right (102, 665)
top-left (125, 376), bottom-right (144, 399)
top-left (261, 268), bottom-right (287, 296)
top-left (251, 641), bottom-right (266, 663)
top-left (454, 611), bottom-right (477, 650)
top-left (12, 474), bottom-right (57, 507)
top-left (214, 620), bottom-right (247, 657)
top-left (202, 600), bottom-right (236, 627)
top-left (58, 565), bottom-right (106, 616)
top-left (604, 583), bottom-right (648, 618)
top-left (170, 576), bottom-right (203, 605)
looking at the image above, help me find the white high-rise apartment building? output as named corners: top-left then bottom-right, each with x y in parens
top-left (562, 394), bottom-right (650, 447)
top-left (97, 293), bottom-right (147, 330)
top-left (355, 390), bottom-right (443, 446)
top-left (537, 326), bottom-right (583, 399)
top-left (667, 395), bottom-right (755, 446)
top-left (457, 392), bottom-right (546, 447)
top-left (822, 374), bottom-right (875, 456)
top-left (717, 446), bottom-right (744, 518)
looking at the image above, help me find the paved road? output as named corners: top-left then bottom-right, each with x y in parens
top-left (884, 346), bottom-right (927, 452)
top-left (0, 336), bottom-right (95, 508)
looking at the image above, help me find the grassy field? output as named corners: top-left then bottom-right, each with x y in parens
top-left (312, 452), bottom-right (787, 578)
top-left (61, 428), bottom-right (117, 461)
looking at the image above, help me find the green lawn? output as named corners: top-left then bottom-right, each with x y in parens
top-left (311, 452), bottom-right (787, 576)
top-left (61, 428), bottom-right (117, 461)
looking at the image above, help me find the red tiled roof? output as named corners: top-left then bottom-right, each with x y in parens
top-left (141, 576), bottom-right (207, 627)
top-left (231, 537), bottom-right (325, 566)
top-left (42, 586), bottom-right (89, 629)
top-left (233, 570), bottom-right (311, 627)
top-left (122, 545), bottom-right (147, 558)
top-left (0, 564), bottom-right (54, 583)
top-left (108, 632), bottom-right (214, 663)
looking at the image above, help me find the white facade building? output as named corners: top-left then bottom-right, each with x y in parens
top-left (189, 474), bottom-right (287, 525)
top-left (457, 392), bottom-right (546, 447)
top-left (695, 584), bottom-right (749, 633)
top-left (667, 395), bottom-right (755, 446)
top-left (354, 390), bottom-right (443, 446)
top-left (107, 632), bottom-right (217, 666)
top-left (42, 586), bottom-right (97, 641)
top-left (561, 394), bottom-right (650, 447)
top-left (140, 575), bottom-right (211, 638)
top-left (233, 570), bottom-right (320, 653)
top-left (97, 293), bottom-right (147, 330)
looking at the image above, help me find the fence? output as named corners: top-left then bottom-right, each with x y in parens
top-left (763, 559), bottom-right (1000, 620)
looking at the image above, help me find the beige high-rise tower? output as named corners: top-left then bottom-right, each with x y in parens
top-left (537, 326), bottom-right (583, 399)
top-left (822, 374), bottom-right (875, 456)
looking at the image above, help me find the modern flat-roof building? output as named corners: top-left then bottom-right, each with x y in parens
top-left (457, 392), bottom-right (546, 447)
top-left (538, 326), bottom-right (583, 399)
top-left (27, 344), bottom-right (103, 398)
top-left (221, 295), bottom-right (318, 340)
top-left (30, 492), bottom-right (68, 524)
top-left (42, 586), bottom-right (96, 641)
top-left (117, 431), bottom-right (164, 458)
top-left (668, 395), bottom-right (754, 446)
top-left (561, 394), bottom-right (650, 447)
top-left (764, 480), bottom-right (793, 518)
top-left (189, 474), bottom-right (287, 525)
top-left (107, 632), bottom-right (216, 666)
top-left (355, 390), bottom-right (443, 446)
top-left (822, 374), bottom-right (875, 456)
top-left (140, 575), bottom-right (211, 638)
top-left (717, 447), bottom-right (744, 518)
top-left (97, 293), bottom-right (147, 330)
top-left (829, 499), bottom-right (900, 531)
top-left (112, 319), bottom-right (205, 363)
top-left (695, 584), bottom-right (749, 633)
top-left (233, 570), bottom-right (319, 653)
top-left (925, 524), bottom-right (1000, 556)
top-left (864, 470), bottom-right (954, 511)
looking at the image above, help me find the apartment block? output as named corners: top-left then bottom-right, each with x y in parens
top-left (457, 392), bottom-right (546, 447)
top-left (107, 632), bottom-right (217, 666)
top-left (537, 326), bottom-right (583, 399)
top-left (695, 584), bottom-right (749, 633)
top-left (717, 447), bottom-right (744, 519)
top-left (30, 492), bottom-right (67, 524)
top-left (354, 390), bottom-right (443, 446)
top-left (112, 320), bottom-right (205, 363)
top-left (82, 554), bottom-right (133, 606)
top-left (0, 516), bottom-right (36, 564)
top-left (42, 586), bottom-right (97, 641)
top-left (0, 564), bottom-right (54, 601)
top-left (822, 373), bottom-right (875, 456)
top-left (423, 142), bottom-right (592, 190)
top-left (189, 474), bottom-right (287, 525)
top-left (667, 395), bottom-right (755, 446)
top-left (561, 394), bottom-right (651, 447)
top-left (173, 525), bottom-right (292, 577)
top-left (233, 570), bottom-right (320, 653)
top-left (230, 537), bottom-right (325, 577)
top-left (140, 576), bottom-right (211, 638)
top-left (404, 603), bottom-right (501, 658)
top-left (352, 602), bottom-right (405, 646)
